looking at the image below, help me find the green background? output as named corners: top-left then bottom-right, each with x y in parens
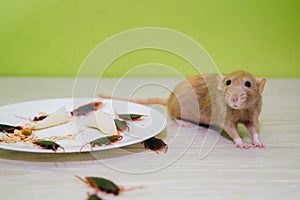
top-left (0, 0), bottom-right (299, 77)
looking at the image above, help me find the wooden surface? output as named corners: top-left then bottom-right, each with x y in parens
top-left (0, 77), bottom-right (300, 200)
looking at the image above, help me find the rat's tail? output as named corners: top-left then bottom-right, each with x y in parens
top-left (98, 94), bottom-right (167, 105)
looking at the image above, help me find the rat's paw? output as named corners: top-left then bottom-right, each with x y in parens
top-left (252, 135), bottom-right (265, 148)
top-left (234, 138), bottom-right (251, 149)
top-left (252, 141), bottom-right (265, 148)
top-left (235, 143), bottom-right (251, 149)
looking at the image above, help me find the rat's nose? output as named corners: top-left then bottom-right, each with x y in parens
top-left (231, 95), bottom-right (239, 103)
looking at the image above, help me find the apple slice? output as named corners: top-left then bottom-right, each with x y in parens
top-left (33, 107), bottom-right (69, 130)
top-left (86, 110), bottom-right (118, 135)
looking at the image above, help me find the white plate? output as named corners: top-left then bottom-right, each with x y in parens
top-left (0, 98), bottom-right (167, 153)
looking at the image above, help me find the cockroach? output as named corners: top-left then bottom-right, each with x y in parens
top-left (71, 101), bottom-right (103, 116)
top-left (114, 119), bottom-right (129, 132)
top-left (79, 134), bottom-right (123, 152)
top-left (0, 124), bottom-right (23, 133)
top-left (143, 137), bottom-right (168, 154)
top-left (33, 140), bottom-right (65, 153)
top-left (87, 193), bottom-right (102, 200)
top-left (33, 114), bottom-right (48, 121)
top-left (117, 114), bottom-right (146, 121)
top-left (76, 176), bottom-right (122, 195)
top-left (14, 113), bottom-right (48, 122)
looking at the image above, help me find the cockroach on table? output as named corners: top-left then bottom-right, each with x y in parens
top-left (76, 176), bottom-right (142, 196)
top-left (76, 176), bottom-right (122, 195)
top-left (71, 101), bottom-right (103, 116)
top-left (79, 134), bottom-right (123, 152)
top-left (143, 137), bottom-right (168, 154)
top-left (33, 140), bottom-right (65, 153)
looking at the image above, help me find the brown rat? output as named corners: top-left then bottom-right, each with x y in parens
top-left (99, 70), bottom-right (267, 148)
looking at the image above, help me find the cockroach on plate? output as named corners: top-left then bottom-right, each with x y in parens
top-left (33, 140), bottom-right (65, 153)
top-left (143, 137), bottom-right (168, 154)
top-left (117, 114), bottom-right (146, 121)
top-left (79, 134), bottom-right (123, 152)
top-left (114, 119), bottom-right (129, 132)
top-left (76, 176), bottom-right (122, 195)
top-left (71, 101), bottom-right (103, 116)
top-left (0, 124), bottom-right (23, 133)
top-left (14, 112), bottom-right (48, 122)
top-left (32, 114), bottom-right (48, 121)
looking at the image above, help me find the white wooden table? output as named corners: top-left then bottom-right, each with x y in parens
top-left (0, 77), bottom-right (300, 200)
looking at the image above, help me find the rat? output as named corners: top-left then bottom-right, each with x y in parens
top-left (99, 70), bottom-right (267, 149)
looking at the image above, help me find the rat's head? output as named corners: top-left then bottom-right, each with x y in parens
top-left (217, 70), bottom-right (266, 109)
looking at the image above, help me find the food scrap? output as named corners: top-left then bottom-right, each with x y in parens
top-left (0, 128), bottom-right (34, 143)
top-left (46, 133), bottom-right (77, 141)
top-left (143, 137), bottom-right (168, 154)
top-left (86, 110), bottom-right (118, 135)
top-left (0, 121), bottom-right (75, 152)
top-left (32, 107), bottom-right (69, 130)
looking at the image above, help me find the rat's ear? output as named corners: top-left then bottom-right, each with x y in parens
top-left (256, 77), bottom-right (266, 93)
top-left (217, 74), bottom-right (225, 91)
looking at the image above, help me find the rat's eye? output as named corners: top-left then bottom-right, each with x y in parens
top-left (225, 80), bottom-right (231, 86)
top-left (245, 81), bottom-right (251, 88)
